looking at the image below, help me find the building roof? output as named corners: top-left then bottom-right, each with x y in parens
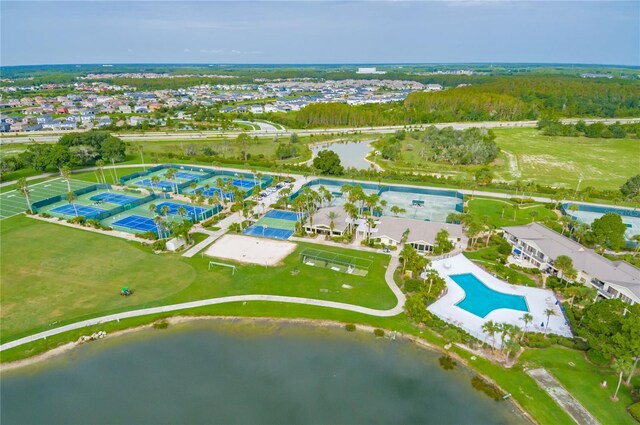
top-left (372, 216), bottom-right (463, 244)
top-left (503, 222), bottom-right (640, 298)
top-left (308, 206), bottom-right (350, 232)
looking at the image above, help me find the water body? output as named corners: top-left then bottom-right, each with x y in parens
top-left (1, 321), bottom-right (530, 425)
top-left (310, 141), bottom-right (374, 170)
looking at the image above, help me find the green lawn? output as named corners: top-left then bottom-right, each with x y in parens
top-left (0, 215), bottom-right (396, 342)
top-left (493, 128), bottom-right (639, 190)
top-left (466, 197), bottom-right (558, 228)
top-left (371, 128), bottom-right (639, 191)
top-left (519, 347), bottom-right (637, 425)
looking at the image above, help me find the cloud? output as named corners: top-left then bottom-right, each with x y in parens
top-left (200, 49), bottom-right (224, 54)
top-left (183, 48), bottom-right (191, 53)
top-left (231, 49), bottom-right (263, 55)
top-left (127, 48), bottom-right (133, 53)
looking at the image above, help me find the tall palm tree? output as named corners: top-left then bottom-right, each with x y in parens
top-left (165, 168), bottom-right (178, 193)
top-left (544, 308), bottom-right (556, 333)
top-left (150, 175), bottom-right (161, 194)
top-left (67, 192), bottom-right (79, 217)
top-left (60, 166), bottom-right (72, 192)
top-left (95, 160), bottom-right (106, 185)
top-left (154, 215), bottom-right (165, 238)
top-left (161, 205), bottom-right (170, 218)
top-left (520, 313), bottom-right (533, 340)
top-left (482, 320), bottom-right (499, 352)
top-left (343, 202), bottom-right (358, 234)
top-left (177, 206), bottom-right (188, 222)
top-left (17, 178), bottom-right (33, 214)
top-left (326, 210), bottom-right (338, 236)
top-left (612, 357), bottom-right (632, 401)
top-left (148, 203), bottom-right (157, 216)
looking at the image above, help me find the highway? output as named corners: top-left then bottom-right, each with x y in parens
top-left (2, 117), bottom-right (639, 144)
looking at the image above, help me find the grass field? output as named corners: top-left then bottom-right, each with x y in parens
top-left (466, 197), bottom-right (558, 228)
top-left (493, 128), bottom-right (639, 190)
top-left (372, 128), bottom-right (639, 191)
top-left (519, 347), bottom-right (638, 425)
top-left (0, 215), bottom-right (396, 342)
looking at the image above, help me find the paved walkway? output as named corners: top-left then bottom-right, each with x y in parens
top-left (0, 254), bottom-right (405, 352)
top-left (526, 368), bottom-right (599, 425)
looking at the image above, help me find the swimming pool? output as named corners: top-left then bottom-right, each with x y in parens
top-left (451, 273), bottom-right (529, 318)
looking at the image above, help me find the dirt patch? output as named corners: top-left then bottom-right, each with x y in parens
top-left (204, 234), bottom-right (297, 266)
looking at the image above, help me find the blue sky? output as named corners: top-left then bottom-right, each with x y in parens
top-left (1, 1), bottom-right (638, 66)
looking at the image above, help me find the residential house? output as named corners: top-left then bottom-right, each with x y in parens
top-left (503, 222), bottom-right (640, 305)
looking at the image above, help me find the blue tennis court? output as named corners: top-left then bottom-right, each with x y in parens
top-left (193, 186), bottom-right (233, 200)
top-left (155, 202), bottom-right (211, 219)
top-left (243, 225), bottom-right (294, 240)
top-left (265, 210), bottom-right (300, 221)
top-left (50, 204), bottom-right (107, 218)
top-left (90, 192), bottom-right (139, 205)
top-left (112, 215), bottom-right (157, 233)
top-left (171, 171), bottom-right (202, 180)
top-left (225, 177), bottom-right (257, 189)
top-left (135, 179), bottom-right (175, 190)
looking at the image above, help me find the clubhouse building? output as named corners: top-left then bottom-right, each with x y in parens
top-left (502, 223), bottom-right (640, 306)
top-left (305, 207), bottom-right (464, 254)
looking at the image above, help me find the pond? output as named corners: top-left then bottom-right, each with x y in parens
top-left (310, 140), bottom-right (374, 170)
top-left (1, 321), bottom-right (530, 425)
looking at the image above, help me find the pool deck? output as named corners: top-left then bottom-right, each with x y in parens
top-left (428, 254), bottom-right (572, 346)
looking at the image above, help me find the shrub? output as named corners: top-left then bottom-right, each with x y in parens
top-left (136, 231), bottom-right (158, 240)
top-left (152, 320), bottom-right (169, 329)
top-left (471, 376), bottom-right (504, 401)
top-left (67, 216), bottom-right (86, 225)
top-left (152, 239), bottom-right (167, 251)
top-left (373, 328), bottom-right (385, 338)
top-left (587, 349), bottom-right (610, 366)
top-left (345, 324), bottom-right (356, 332)
top-left (629, 402), bottom-right (640, 423)
top-left (40, 212), bottom-right (52, 218)
top-left (439, 355), bottom-right (457, 370)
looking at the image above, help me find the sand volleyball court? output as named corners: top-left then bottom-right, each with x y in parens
top-left (205, 234), bottom-right (297, 266)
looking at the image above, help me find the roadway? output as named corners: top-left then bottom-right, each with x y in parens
top-left (2, 117), bottom-right (639, 144)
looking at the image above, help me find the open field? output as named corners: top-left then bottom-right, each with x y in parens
top-left (493, 128), bottom-right (640, 190)
top-left (466, 197), bottom-right (558, 228)
top-left (0, 215), bottom-right (396, 342)
top-left (519, 347), bottom-right (638, 425)
top-left (372, 128), bottom-right (639, 190)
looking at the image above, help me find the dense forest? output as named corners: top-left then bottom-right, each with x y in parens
top-left (264, 76), bottom-right (640, 128)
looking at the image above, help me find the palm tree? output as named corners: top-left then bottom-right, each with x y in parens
top-left (327, 210), bottom-right (338, 237)
top-left (67, 192), bottom-right (79, 217)
top-left (177, 206), bottom-right (188, 222)
top-left (95, 160), bottom-right (106, 185)
top-left (165, 168), bottom-right (178, 193)
top-left (612, 357), bottom-right (632, 401)
top-left (632, 234), bottom-right (640, 257)
top-left (154, 215), bottom-right (165, 238)
top-left (148, 203), bottom-right (157, 216)
top-left (60, 166), bottom-right (72, 192)
top-left (544, 308), bottom-right (556, 333)
top-left (343, 202), bottom-right (358, 234)
top-left (161, 205), bottom-right (170, 218)
top-left (554, 255), bottom-right (575, 287)
top-left (482, 320), bottom-right (499, 352)
top-left (520, 313), bottom-right (533, 340)
top-left (16, 178), bottom-right (33, 214)
top-left (150, 175), bottom-right (161, 194)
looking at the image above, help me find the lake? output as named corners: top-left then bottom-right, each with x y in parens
top-left (310, 141), bottom-right (374, 170)
top-left (1, 321), bottom-right (530, 425)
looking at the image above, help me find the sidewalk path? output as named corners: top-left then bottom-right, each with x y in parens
top-left (526, 368), bottom-right (599, 425)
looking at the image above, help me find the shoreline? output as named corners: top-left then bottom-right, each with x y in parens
top-left (0, 314), bottom-right (534, 423)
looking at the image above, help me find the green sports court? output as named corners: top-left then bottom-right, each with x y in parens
top-left (0, 178), bottom-right (95, 219)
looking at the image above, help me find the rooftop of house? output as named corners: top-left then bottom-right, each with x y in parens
top-left (503, 222), bottom-right (640, 297)
top-left (372, 216), bottom-right (463, 244)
